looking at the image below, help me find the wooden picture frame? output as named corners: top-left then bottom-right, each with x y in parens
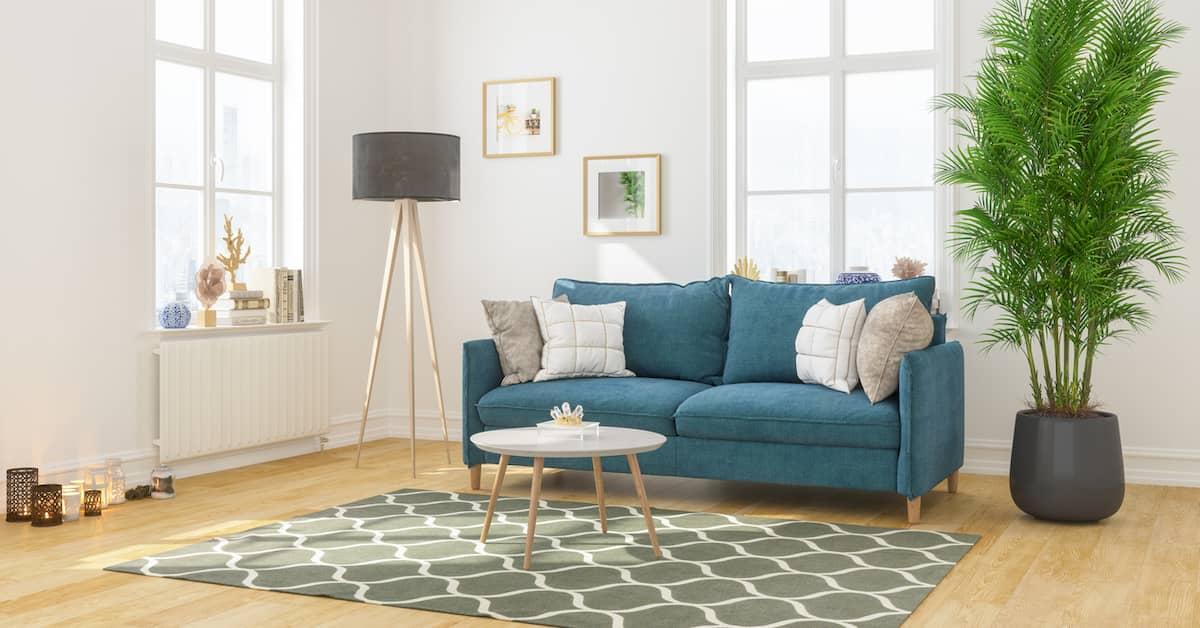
top-left (583, 154), bottom-right (662, 236)
top-left (482, 77), bottom-right (557, 158)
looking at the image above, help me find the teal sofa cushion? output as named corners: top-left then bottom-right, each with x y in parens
top-left (674, 383), bottom-right (900, 449)
top-left (476, 377), bottom-right (710, 436)
top-left (552, 278), bottom-right (730, 385)
top-left (723, 275), bottom-right (936, 384)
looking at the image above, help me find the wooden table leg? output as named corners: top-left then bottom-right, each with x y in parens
top-left (626, 454), bottom-right (661, 558)
top-left (480, 454), bottom-right (509, 543)
top-left (524, 457), bottom-right (544, 569)
top-left (591, 456), bottom-right (607, 533)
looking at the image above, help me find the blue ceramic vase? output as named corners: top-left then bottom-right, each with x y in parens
top-left (835, 271), bottom-right (881, 284)
top-left (159, 302), bottom-right (192, 329)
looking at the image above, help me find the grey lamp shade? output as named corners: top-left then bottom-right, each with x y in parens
top-left (352, 132), bottom-right (460, 202)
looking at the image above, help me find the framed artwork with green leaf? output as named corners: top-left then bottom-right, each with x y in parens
top-left (583, 154), bottom-right (661, 236)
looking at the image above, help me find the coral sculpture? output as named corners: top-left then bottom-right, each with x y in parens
top-left (216, 214), bottom-right (251, 289)
top-left (195, 261), bottom-right (227, 308)
top-left (732, 257), bottom-right (761, 281)
top-left (550, 403), bottom-right (585, 426)
top-left (891, 257), bottom-right (927, 280)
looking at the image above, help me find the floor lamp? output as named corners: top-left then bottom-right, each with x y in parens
top-left (352, 132), bottom-right (460, 475)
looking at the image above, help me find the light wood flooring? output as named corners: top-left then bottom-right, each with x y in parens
top-left (2, 438), bottom-right (1196, 626)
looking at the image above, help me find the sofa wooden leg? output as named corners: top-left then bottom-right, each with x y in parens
top-left (907, 496), bottom-right (922, 524)
top-left (469, 464), bottom-right (481, 490)
top-left (947, 469), bottom-right (960, 494)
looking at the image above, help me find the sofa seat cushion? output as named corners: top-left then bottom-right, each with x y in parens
top-left (477, 377), bottom-right (710, 436)
top-left (674, 383), bottom-right (900, 449)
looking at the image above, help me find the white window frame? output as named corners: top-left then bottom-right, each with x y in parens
top-left (720, 0), bottom-right (957, 319)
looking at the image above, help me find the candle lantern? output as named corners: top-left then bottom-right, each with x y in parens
top-left (106, 458), bottom-right (126, 505)
top-left (31, 484), bottom-right (63, 527)
top-left (6, 467), bottom-right (38, 522)
top-left (61, 487), bottom-right (81, 522)
top-left (84, 463), bottom-right (109, 506)
top-left (151, 465), bottom-right (175, 499)
top-left (83, 490), bottom-right (103, 516)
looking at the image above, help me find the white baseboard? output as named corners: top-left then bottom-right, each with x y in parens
top-left (964, 438), bottom-right (1200, 487)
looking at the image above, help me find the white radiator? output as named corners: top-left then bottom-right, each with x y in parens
top-left (158, 330), bottom-right (329, 462)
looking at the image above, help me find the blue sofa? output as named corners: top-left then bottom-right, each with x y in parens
top-left (462, 276), bottom-right (964, 522)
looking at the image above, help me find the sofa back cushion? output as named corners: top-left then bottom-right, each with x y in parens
top-left (723, 275), bottom-right (936, 384)
top-left (553, 277), bottom-right (730, 384)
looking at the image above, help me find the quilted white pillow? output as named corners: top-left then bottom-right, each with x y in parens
top-left (794, 298), bottom-right (867, 393)
top-left (531, 298), bottom-right (636, 382)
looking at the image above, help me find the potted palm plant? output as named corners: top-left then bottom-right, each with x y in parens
top-left (938, 0), bottom-right (1186, 521)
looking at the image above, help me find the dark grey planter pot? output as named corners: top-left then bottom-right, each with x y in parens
top-left (1009, 410), bottom-right (1124, 522)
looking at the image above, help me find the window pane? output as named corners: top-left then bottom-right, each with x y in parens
top-left (215, 192), bottom-right (274, 283)
top-left (156, 187), bottom-right (204, 310)
top-left (747, 77), bottom-right (830, 191)
top-left (156, 0), bottom-right (203, 49)
top-left (215, 0), bottom-right (273, 63)
top-left (746, 0), bottom-right (830, 62)
top-left (845, 69), bottom-right (934, 188)
top-left (845, 190), bottom-right (935, 278)
top-left (846, 0), bottom-right (935, 55)
top-left (215, 72), bottom-right (274, 192)
top-left (747, 194), bottom-right (830, 283)
top-left (155, 61), bottom-right (204, 186)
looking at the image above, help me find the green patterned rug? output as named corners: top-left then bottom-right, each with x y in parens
top-left (106, 488), bottom-right (976, 627)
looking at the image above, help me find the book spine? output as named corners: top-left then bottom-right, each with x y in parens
top-left (232, 298), bottom-right (270, 310)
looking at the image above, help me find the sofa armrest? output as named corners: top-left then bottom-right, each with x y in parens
top-left (896, 341), bottom-right (965, 499)
top-left (462, 339), bottom-right (503, 466)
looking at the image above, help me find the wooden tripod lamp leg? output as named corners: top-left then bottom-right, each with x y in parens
top-left (407, 204), bottom-right (453, 464)
top-left (354, 201), bottom-right (405, 468)
top-left (402, 199), bottom-right (416, 478)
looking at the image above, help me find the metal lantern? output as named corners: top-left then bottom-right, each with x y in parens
top-left (83, 490), bottom-right (103, 517)
top-left (31, 484), bottom-right (63, 527)
top-left (85, 463), bottom-right (109, 507)
top-left (6, 467), bottom-right (38, 522)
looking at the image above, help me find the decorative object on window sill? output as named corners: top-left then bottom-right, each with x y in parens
top-left (484, 77), bottom-right (556, 157)
top-left (106, 458), bottom-right (126, 505)
top-left (549, 402), bottom-right (585, 426)
top-left (31, 484), bottom-right (63, 527)
top-left (195, 261), bottom-right (227, 327)
top-left (84, 463), bottom-right (109, 507)
top-left (891, 257), bottom-right (927, 280)
top-left (836, 267), bottom-right (881, 284)
top-left (151, 465), bottom-right (176, 499)
top-left (125, 485), bottom-right (153, 501)
top-left (788, 270), bottom-right (808, 284)
top-left (732, 257), bottom-right (761, 281)
top-left (6, 467), bottom-right (38, 522)
top-left (351, 132), bottom-right (460, 476)
top-left (158, 301), bottom-right (192, 329)
top-left (217, 214), bottom-right (252, 291)
top-left (61, 486), bottom-right (81, 522)
top-left (83, 490), bottom-right (103, 516)
top-left (584, 154), bottom-right (662, 236)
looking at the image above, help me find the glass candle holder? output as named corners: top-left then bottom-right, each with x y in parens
top-left (151, 465), bottom-right (175, 499)
top-left (31, 484), bottom-right (63, 527)
top-left (106, 459), bottom-right (126, 506)
top-left (85, 464), bottom-right (109, 507)
top-left (6, 467), bottom-right (38, 522)
top-left (61, 487), bottom-right (81, 522)
top-left (83, 490), bottom-right (103, 517)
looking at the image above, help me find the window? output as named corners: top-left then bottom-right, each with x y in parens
top-left (730, 0), bottom-right (953, 288)
top-left (153, 0), bottom-right (306, 312)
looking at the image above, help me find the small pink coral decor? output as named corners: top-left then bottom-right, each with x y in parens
top-left (195, 261), bottom-right (228, 327)
top-left (891, 257), bottom-right (927, 280)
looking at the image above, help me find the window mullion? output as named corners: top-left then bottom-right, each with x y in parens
top-left (272, 0), bottom-right (284, 267)
top-left (734, 0), bottom-right (748, 262)
top-left (829, 0), bottom-right (847, 280)
top-left (203, 0), bottom-right (215, 262)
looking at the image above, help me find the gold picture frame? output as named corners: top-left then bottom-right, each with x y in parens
top-left (482, 77), bottom-right (557, 158)
top-left (583, 153), bottom-right (662, 237)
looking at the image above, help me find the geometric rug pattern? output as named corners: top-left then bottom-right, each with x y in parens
top-left (107, 488), bottom-right (977, 627)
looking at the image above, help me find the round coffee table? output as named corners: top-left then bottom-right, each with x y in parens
top-left (469, 426), bottom-right (667, 569)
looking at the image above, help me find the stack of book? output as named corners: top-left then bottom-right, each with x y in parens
top-left (247, 267), bottom-right (305, 324)
top-left (219, 289), bottom-right (271, 326)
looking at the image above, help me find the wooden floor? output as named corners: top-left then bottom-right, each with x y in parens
top-left (2, 438), bottom-right (1196, 626)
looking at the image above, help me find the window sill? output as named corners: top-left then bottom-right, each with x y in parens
top-left (147, 319), bottom-right (331, 339)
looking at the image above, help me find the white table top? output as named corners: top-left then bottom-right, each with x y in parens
top-left (470, 426), bottom-right (667, 458)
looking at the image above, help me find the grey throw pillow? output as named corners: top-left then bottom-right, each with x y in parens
top-left (482, 295), bottom-right (567, 386)
top-left (856, 292), bottom-right (934, 404)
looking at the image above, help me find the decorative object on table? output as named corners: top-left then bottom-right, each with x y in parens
top-left (150, 465), bottom-right (176, 499)
top-left (481, 295), bottom-right (568, 387)
top-left (530, 298), bottom-right (636, 382)
top-left (216, 214), bottom-right (252, 290)
top-left (61, 486), bottom-right (81, 522)
top-left (538, 403), bottom-right (598, 440)
top-left (194, 261), bottom-right (227, 327)
top-left (891, 256), bottom-right (927, 280)
top-left (158, 301), bottom-right (191, 329)
top-left (106, 458), bottom-right (126, 505)
top-left (84, 463), bottom-right (109, 507)
top-left (125, 485), bottom-right (153, 501)
top-left (83, 490), bottom-right (103, 516)
top-left (549, 402), bottom-right (585, 426)
top-left (730, 256), bottom-right (760, 281)
top-left (583, 154), bottom-right (662, 236)
top-left (836, 266), bottom-right (881, 284)
top-left (31, 484), bottom-right (63, 527)
top-left (937, 0), bottom-right (1185, 521)
top-left (247, 268), bottom-right (304, 323)
top-left (856, 292), bottom-right (934, 404)
top-left (6, 467), bottom-right (38, 522)
top-left (483, 77), bottom-right (556, 158)
top-left (794, 298), bottom-right (867, 393)
top-left (351, 132), bottom-right (460, 475)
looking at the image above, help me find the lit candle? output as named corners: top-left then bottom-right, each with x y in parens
top-left (31, 484), bottom-right (63, 527)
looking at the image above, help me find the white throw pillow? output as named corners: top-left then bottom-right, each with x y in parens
top-left (794, 298), bottom-right (868, 393)
top-left (531, 298), bottom-right (636, 382)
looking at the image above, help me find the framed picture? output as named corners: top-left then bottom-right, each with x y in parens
top-left (482, 77), bottom-right (556, 158)
top-left (583, 154), bottom-right (662, 236)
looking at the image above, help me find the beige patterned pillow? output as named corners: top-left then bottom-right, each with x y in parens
top-left (857, 292), bottom-right (934, 404)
